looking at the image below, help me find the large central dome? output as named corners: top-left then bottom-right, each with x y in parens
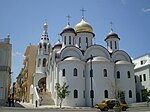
top-left (74, 18), bottom-right (93, 33)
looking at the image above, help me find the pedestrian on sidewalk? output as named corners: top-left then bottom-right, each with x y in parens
top-left (39, 97), bottom-right (43, 106)
top-left (11, 96), bottom-right (15, 107)
top-left (7, 96), bottom-right (11, 107)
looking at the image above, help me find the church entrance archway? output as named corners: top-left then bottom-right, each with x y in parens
top-left (38, 77), bottom-right (46, 92)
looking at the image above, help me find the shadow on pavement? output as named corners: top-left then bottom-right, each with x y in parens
top-left (1, 102), bottom-right (25, 108)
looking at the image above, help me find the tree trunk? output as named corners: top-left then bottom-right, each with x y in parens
top-left (60, 99), bottom-right (63, 108)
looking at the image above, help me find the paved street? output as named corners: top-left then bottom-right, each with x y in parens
top-left (1, 102), bottom-right (150, 112)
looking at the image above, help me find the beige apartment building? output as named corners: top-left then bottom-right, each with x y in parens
top-left (20, 44), bottom-right (37, 102)
top-left (0, 36), bottom-right (12, 105)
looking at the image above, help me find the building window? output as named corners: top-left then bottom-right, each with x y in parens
top-left (69, 36), bottom-right (71, 44)
top-left (43, 58), bottom-right (47, 67)
top-left (115, 41), bottom-right (117, 49)
top-left (127, 71), bottom-right (131, 78)
top-left (90, 90), bottom-right (94, 98)
top-left (140, 75), bottom-right (142, 82)
top-left (110, 41), bottom-right (112, 49)
top-left (39, 43), bottom-right (42, 49)
top-left (62, 69), bottom-right (65, 77)
top-left (73, 68), bottom-right (77, 76)
top-left (74, 89), bottom-right (78, 98)
top-left (103, 69), bottom-right (107, 77)
top-left (117, 71), bottom-right (120, 79)
top-left (143, 74), bottom-right (146, 81)
top-left (141, 61), bottom-right (143, 65)
top-left (38, 59), bottom-right (41, 67)
top-left (64, 36), bottom-right (66, 45)
top-left (104, 90), bottom-right (108, 98)
top-left (86, 37), bottom-right (88, 48)
top-left (79, 37), bottom-right (81, 48)
top-left (135, 76), bottom-right (137, 83)
top-left (43, 43), bottom-right (47, 50)
top-left (129, 90), bottom-right (132, 98)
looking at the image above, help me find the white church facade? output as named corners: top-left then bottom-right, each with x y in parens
top-left (30, 15), bottom-right (136, 107)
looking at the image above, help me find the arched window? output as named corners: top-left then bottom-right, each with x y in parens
top-left (86, 37), bottom-right (88, 48)
top-left (74, 89), bottom-right (78, 98)
top-left (62, 69), bottom-right (65, 77)
top-left (115, 41), bottom-right (117, 49)
top-left (103, 69), bottom-right (107, 77)
top-left (104, 90), bottom-right (108, 98)
top-left (127, 71), bottom-right (131, 78)
top-left (73, 68), bottom-right (77, 76)
top-left (64, 36), bottom-right (66, 45)
top-left (117, 71), bottom-right (120, 79)
top-left (39, 43), bottom-right (42, 49)
top-left (129, 90), bottom-right (132, 98)
top-left (43, 58), bottom-right (47, 67)
top-left (43, 43), bottom-right (47, 50)
top-left (79, 37), bottom-right (81, 48)
top-left (69, 36), bottom-right (71, 44)
top-left (110, 41), bottom-right (112, 49)
top-left (37, 59), bottom-right (41, 67)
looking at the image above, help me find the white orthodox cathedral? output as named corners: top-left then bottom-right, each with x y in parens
top-left (30, 14), bottom-right (136, 107)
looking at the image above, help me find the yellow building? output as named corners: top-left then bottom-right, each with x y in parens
top-left (0, 35), bottom-right (12, 105)
top-left (21, 44), bottom-right (37, 102)
top-left (14, 70), bottom-right (23, 102)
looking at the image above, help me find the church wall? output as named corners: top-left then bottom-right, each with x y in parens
top-left (76, 33), bottom-right (93, 51)
top-left (61, 33), bottom-right (75, 47)
top-left (85, 61), bottom-right (114, 106)
top-left (57, 60), bottom-right (85, 106)
top-left (36, 55), bottom-right (48, 73)
top-left (115, 64), bottom-right (136, 104)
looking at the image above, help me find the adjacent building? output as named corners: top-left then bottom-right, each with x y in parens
top-left (21, 44), bottom-right (37, 102)
top-left (0, 35), bottom-right (12, 105)
top-left (133, 54), bottom-right (150, 102)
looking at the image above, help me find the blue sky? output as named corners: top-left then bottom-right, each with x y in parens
top-left (0, 0), bottom-right (150, 82)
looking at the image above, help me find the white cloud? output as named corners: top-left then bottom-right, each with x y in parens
top-left (142, 8), bottom-right (150, 12)
top-left (12, 51), bottom-right (25, 58)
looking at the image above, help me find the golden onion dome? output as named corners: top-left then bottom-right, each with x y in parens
top-left (74, 18), bottom-right (93, 34)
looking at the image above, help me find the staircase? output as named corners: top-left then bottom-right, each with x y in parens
top-left (39, 92), bottom-right (55, 106)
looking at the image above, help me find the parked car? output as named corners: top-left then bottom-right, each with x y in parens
top-left (95, 98), bottom-right (128, 111)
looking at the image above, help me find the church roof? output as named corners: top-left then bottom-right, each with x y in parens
top-left (64, 56), bottom-right (80, 61)
top-left (115, 60), bottom-right (131, 65)
top-left (105, 31), bottom-right (120, 41)
top-left (60, 24), bottom-right (76, 36)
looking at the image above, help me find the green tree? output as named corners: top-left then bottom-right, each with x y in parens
top-left (142, 89), bottom-right (150, 101)
top-left (55, 82), bottom-right (70, 108)
top-left (118, 91), bottom-right (126, 104)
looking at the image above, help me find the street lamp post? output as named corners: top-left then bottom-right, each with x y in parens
top-left (90, 55), bottom-right (94, 108)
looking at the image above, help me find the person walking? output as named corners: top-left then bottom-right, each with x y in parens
top-left (7, 96), bottom-right (11, 107)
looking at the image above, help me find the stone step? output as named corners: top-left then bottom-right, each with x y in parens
top-left (39, 92), bottom-right (55, 105)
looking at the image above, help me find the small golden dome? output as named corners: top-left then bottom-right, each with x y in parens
top-left (74, 19), bottom-right (93, 33)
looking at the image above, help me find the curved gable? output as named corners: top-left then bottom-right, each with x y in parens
top-left (84, 45), bottom-right (110, 60)
top-left (60, 46), bottom-right (83, 60)
top-left (111, 50), bottom-right (132, 63)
